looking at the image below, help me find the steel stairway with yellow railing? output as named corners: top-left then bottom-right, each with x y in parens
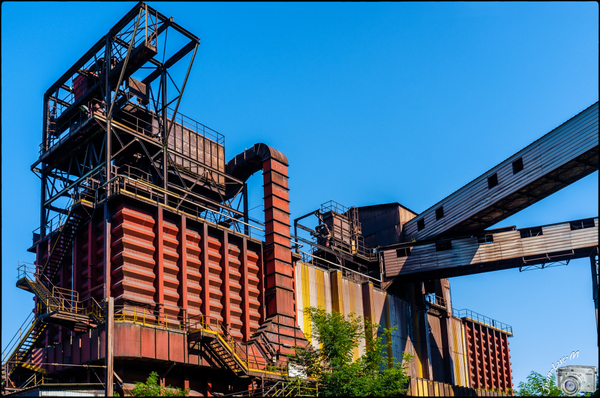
top-left (3, 263), bottom-right (103, 391)
top-left (16, 262), bottom-right (102, 332)
top-left (2, 312), bottom-right (48, 390)
top-left (203, 333), bottom-right (249, 377)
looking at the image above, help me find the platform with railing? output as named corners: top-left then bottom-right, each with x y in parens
top-left (453, 308), bottom-right (513, 336)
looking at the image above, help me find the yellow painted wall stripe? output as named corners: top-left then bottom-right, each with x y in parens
top-left (461, 321), bottom-right (470, 388)
top-left (316, 268), bottom-right (325, 310)
top-left (452, 319), bottom-right (462, 386)
top-left (301, 262), bottom-right (312, 340)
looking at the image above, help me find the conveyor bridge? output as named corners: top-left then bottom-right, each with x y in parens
top-left (383, 102), bottom-right (598, 283)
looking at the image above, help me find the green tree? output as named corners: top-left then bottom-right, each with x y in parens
top-left (290, 307), bottom-right (412, 397)
top-left (516, 371), bottom-right (563, 396)
top-left (130, 371), bottom-right (189, 397)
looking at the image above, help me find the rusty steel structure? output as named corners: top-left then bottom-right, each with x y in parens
top-left (4, 3), bottom-right (304, 396)
top-left (2, 3), bottom-right (598, 397)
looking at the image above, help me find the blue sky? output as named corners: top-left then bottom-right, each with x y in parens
top-left (2, 1), bottom-right (598, 388)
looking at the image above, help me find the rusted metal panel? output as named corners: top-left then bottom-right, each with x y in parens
top-left (140, 326), bottom-right (156, 358)
top-left (114, 323), bottom-right (141, 357)
top-left (155, 329), bottom-right (169, 360)
top-left (427, 313), bottom-right (447, 382)
top-left (169, 331), bottom-right (185, 362)
top-left (166, 120), bottom-right (225, 185)
top-left (404, 102), bottom-right (598, 241)
top-left (357, 203), bottom-right (418, 249)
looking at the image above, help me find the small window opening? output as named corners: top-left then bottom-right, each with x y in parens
top-left (520, 227), bottom-right (543, 238)
top-left (512, 158), bottom-right (524, 174)
top-left (436, 206), bottom-right (444, 220)
top-left (570, 218), bottom-right (595, 230)
top-left (396, 248), bottom-right (411, 257)
top-left (477, 234), bottom-right (494, 244)
top-left (435, 241), bottom-right (453, 251)
top-left (487, 173), bottom-right (498, 189)
top-left (417, 219), bottom-right (425, 231)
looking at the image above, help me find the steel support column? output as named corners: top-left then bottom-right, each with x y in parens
top-left (105, 296), bottom-right (114, 397)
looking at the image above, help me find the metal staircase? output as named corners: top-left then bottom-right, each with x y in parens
top-left (41, 208), bottom-right (84, 283)
top-left (2, 312), bottom-right (48, 390)
top-left (16, 262), bottom-right (102, 331)
top-left (207, 334), bottom-right (249, 376)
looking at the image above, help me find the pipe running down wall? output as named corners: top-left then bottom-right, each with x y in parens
top-left (227, 143), bottom-right (306, 357)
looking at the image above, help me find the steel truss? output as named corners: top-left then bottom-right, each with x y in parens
top-left (31, 2), bottom-right (256, 263)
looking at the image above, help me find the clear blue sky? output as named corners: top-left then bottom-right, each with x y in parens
top-left (2, 1), bottom-right (598, 388)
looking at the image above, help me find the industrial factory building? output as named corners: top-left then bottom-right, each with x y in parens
top-left (3, 3), bottom-right (598, 397)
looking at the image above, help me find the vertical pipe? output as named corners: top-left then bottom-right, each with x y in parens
top-left (103, 204), bottom-right (112, 301)
top-left (87, 220), bottom-right (94, 300)
top-left (201, 223), bottom-right (210, 326)
top-left (40, 96), bottom-right (49, 239)
top-left (243, 183), bottom-right (249, 236)
top-left (221, 230), bottom-right (230, 335)
top-left (179, 214), bottom-right (188, 324)
top-left (105, 296), bottom-right (114, 397)
top-left (161, 68), bottom-right (168, 202)
top-left (155, 207), bottom-right (164, 317)
top-left (241, 237), bottom-right (250, 341)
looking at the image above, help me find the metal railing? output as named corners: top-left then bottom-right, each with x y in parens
top-left (2, 312), bottom-right (36, 365)
top-left (18, 261), bottom-right (103, 319)
top-left (453, 308), bottom-right (513, 335)
top-left (425, 293), bottom-right (446, 308)
top-left (166, 107), bottom-right (224, 146)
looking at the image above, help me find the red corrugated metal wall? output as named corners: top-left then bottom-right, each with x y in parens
top-left (104, 200), bottom-right (264, 341)
top-left (464, 320), bottom-right (513, 392)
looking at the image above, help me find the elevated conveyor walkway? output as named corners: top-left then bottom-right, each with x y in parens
top-left (403, 102), bottom-right (598, 241)
top-left (383, 218), bottom-right (598, 281)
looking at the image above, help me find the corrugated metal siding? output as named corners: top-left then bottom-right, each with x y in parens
top-left (404, 102), bottom-right (598, 241)
top-left (408, 376), bottom-right (510, 397)
top-left (74, 201), bottom-right (264, 341)
top-left (385, 218), bottom-right (598, 277)
top-left (448, 317), bottom-right (469, 387)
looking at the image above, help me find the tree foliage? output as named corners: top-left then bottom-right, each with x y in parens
top-left (516, 371), bottom-right (564, 397)
top-left (130, 371), bottom-right (189, 397)
top-left (290, 307), bottom-right (412, 397)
